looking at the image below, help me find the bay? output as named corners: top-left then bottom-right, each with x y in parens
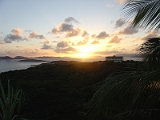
top-left (0, 59), bottom-right (47, 73)
top-left (0, 57), bottom-right (104, 73)
top-left (0, 56), bottom-right (141, 73)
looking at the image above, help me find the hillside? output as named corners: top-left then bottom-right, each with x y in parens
top-left (0, 61), bottom-right (138, 120)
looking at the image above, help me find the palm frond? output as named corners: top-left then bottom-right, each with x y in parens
top-left (139, 37), bottom-right (160, 70)
top-left (86, 71), bottom-right (160, 119)
top-left (123, 0), bottom-right (160, 30)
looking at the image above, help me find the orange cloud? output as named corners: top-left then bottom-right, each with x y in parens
top-left (118, 25), bottom-right (139, 35)
top-left (44, 39), bottom-right (49, 44)
top-left (0, 40), bottom-right (5, 44)
top-left (109, 35), bottom-right (122, 43)
top-left (116, 0), bottom-right (126, 4)
top-left (11, 28), bottom-right (23, 36)
top-left (29, 32), bottom-right (45, 39)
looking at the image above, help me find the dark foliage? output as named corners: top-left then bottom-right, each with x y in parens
top-left (139, 37), bottom-right (160, 70)
top-left (0, 61), bottom-right (129, 120)
top-left (123, 0), bottom-right (160, 30)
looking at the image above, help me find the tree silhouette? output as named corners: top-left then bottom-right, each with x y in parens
top-left (123, 0), bottom-right (160, 30)
top-left (139, 37), bottom-right (160, 70)
top-left (86, 1), bottom-right (160, 119)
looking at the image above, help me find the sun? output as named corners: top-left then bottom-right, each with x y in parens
top-left (74, 45), bottom-right (96, 58)
top-left (75, 52), bottom-right (90, 58)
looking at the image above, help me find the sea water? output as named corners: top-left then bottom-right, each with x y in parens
top-left (0, 57), bottom-right (141, 73)
top-left (0, 59), bottom-right (47, 73)
top-left (0, 57), bottom-right (104, 73)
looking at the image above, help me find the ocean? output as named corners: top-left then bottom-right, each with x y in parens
top-left (0, 59), bottom-right (46, 73)
top-left (0, 57), bottom-right (103, 73)
top-left (0, 57), bottom-right (141, 73)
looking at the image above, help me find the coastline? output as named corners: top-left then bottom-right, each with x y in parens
top-left (0, 59), bottom-right (47, 73)
top-left (0, 56), bottom-right (141, 74)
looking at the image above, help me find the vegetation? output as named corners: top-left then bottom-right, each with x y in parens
top-left (86, 53), bottom-right (160, 119)
top-left (0, 61), bottom-right (132, 120)
top-left (1, 1), bottom-right (159, 119)
top-left (139, 37), bottom-right (160, 70)
top-left (86, 70), bottom-right (160, 120)
top-left (0, 80), bottom-right (25, 120)
top-left (86, 1), bottom-right (160, 120)
top-left (123, 0), bottom-right (160, 30)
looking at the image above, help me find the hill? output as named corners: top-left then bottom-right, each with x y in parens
top-left (0, 56), bottom-right (12, 59)
top-left (0, 61), bottom-right (138, 120)
top-left (14, 56), bottom-right (27, 59)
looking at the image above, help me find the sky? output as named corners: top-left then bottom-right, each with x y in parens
top-left (0, 0), bottom-right (159, 59)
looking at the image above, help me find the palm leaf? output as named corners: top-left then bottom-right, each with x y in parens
top-left (86, 71), bottom-right (160, 119)
top-left (139, 38), bottom-right (160, 70)
top-left (123, 0), bottom-right (160, 30)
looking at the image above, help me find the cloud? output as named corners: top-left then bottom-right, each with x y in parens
top-left (134, 31), bottom-right (159, 42)
top-left (91, 40), bottom-right (99, 44)
top-left (77, 39), bottom-right (88, 46)
top-left (29, 32), bottom-right (45, 39)
top-left (116, 0), bottom-right (126, 4)
top-left (41, 44), bottom-right (52, 49)
top-left (16, 46), bottom-right (22, 48)
top-left (64, 17), bottom-right (79, 23)
top-left (54, 46), bottom-right (77, 53)
top-left (92, 34), bottom-right (96, 38)
top-left (0, 40), bottom-right (4, 44)
top-left (94, 50), bottom-right (124, 56)
top-left (93, 31), bottom-right (109, 40)
top-left (141, 31), bottom-right (159, 40)
top-left (109, 35), bottom-right (122, 43)
top-left (106, 45), bottom-right (112, 47)
top-left (52, 23), bottom-right (73, 34)
top-left (11, 28), bottom-right (23, 36)
top-left (57, 41), bottom-right (69, 48)
top-left (55, 40), bottom-right (77, 53)
top-left (52, 28), bottom-right (59, 34)
top-left (106, 4), bottom-right (114, 8)
top-left (4, 34), bottom-right (27, 43)
top-left (115, 18), bottom-right (125, 28)
top-left (82, 30), bottom-right (89, 37)
top-left (95, 50), bottom-right (138, 58)
top-left (2, 48), bottom-right (50, 57)
top-left (66, 28), bottom-right (81, 37)
top-left (118, 25), bottom-right (139, 35)
top-left (66, 29), bottom-right (89, 37)
top-left (55, 36), bottom-right (60, 38)
top-left (44, 39), bottom-right (49, 44)
top-left (52, 21), bottom-right (89, 38)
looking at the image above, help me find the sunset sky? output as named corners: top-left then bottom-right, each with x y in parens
top-left (0, 0), bottom-right (159, 59)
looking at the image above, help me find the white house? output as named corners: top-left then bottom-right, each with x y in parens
top-left (106, 55), bottom-right (123, 62)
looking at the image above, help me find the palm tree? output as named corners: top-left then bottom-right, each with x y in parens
top-left (123, 0), bottom-right (160, 30)
top-left (86, 1), bottom-right (160, 119)
top-left (139, 37), bottom-right (160, 70)
top-left (86, 71), bottom-right (160, 120)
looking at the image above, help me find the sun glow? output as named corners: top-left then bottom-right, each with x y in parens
top-left (75, 52), bottom-right (90, 58)
top-left (74, 45), bottom-right (97, 58)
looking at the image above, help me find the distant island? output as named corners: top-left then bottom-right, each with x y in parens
top-left (0, 56), bottom-right (12, 59)
top-left (0, 56), bottom-right (69, 59)
top-left (0, 56), bottom-right (27, 59)
top-left (14, 56), bottom-right (27, 59)
top-left (19, 59), bottom-right (46, 62)
top-left (36, 56), bottom-right (62, 58)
